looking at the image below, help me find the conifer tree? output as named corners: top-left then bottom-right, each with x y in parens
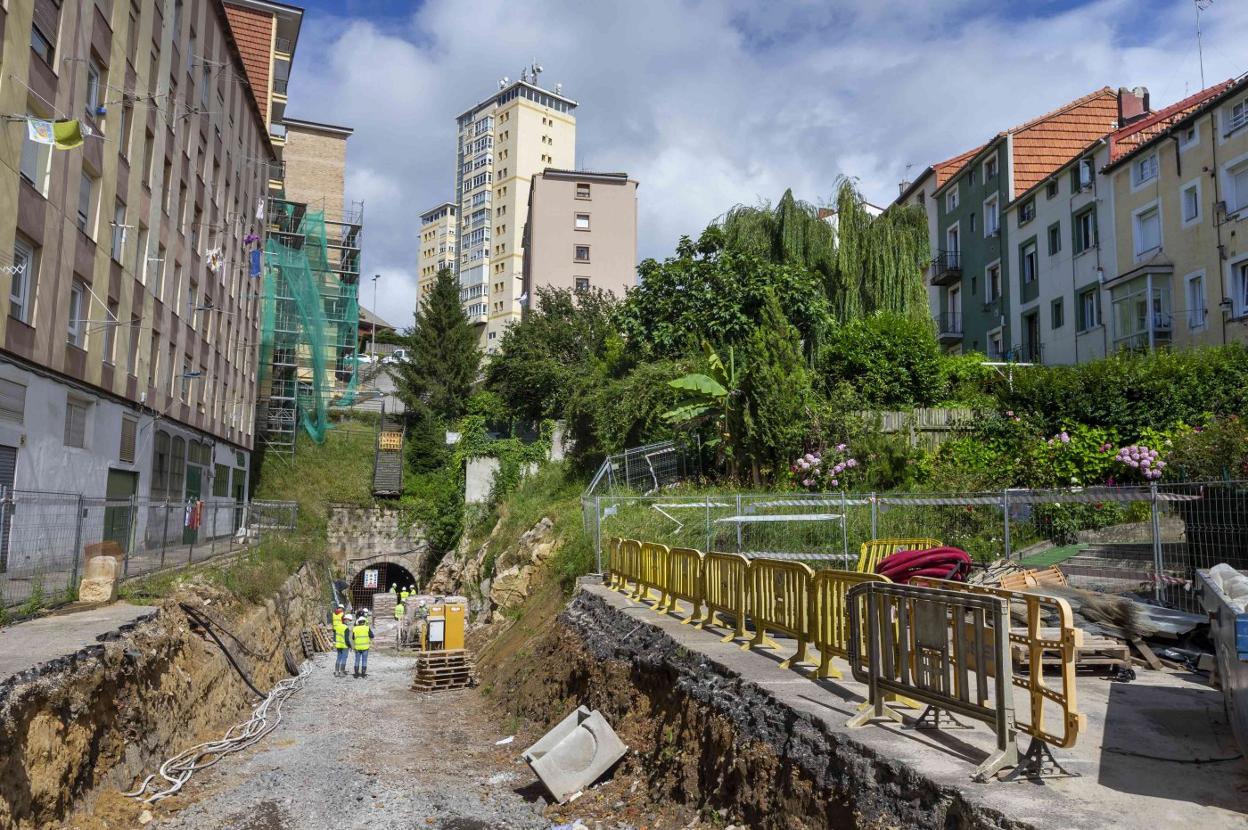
top-left (394, 267), bottom-right (479, 422)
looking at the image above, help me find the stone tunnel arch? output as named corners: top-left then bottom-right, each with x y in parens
top-left (345, 556), bottom-right (423, 611)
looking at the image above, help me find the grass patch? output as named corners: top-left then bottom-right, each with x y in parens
top-left (485, 463), bottom-right (593, 589)
top-left (1020, 543), bottom-right (1085, 567)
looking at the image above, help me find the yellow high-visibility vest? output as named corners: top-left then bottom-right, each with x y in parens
top-left (400, 590), bottom-right (409, 602)
top-left (352, 623), bottom-right (371, 651)
top-left (333, 619), bottom-right (347, 649)
top-left (394, 604), bottom-right (405, 620)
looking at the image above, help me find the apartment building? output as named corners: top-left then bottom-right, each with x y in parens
top-left (1101, 75), bottom-right (1248, 353)
top-left (522, 169), bottom-right (637, 300)
top-left (0, 0), bottom-right (272, 538)
top-left (929, 88), bottom-right (1132, 360)
top-left (1000, 84), bottom-right (1235, 364)
top-left (417, 201), bottom-right (456, 301)
top-left (454, 69), bottom-right (577, 352)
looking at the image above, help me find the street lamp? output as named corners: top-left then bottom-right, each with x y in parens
top-left (370, 273), bottom-right (380, 358)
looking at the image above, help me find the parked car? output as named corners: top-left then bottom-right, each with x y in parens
top-left (382, 348), bottom-right (408, 365)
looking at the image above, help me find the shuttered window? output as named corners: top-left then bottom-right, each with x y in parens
top-left (64, 400), bottom-right (88, 448)
top-left (213, 463), bottom-right (229, 497)
top-left (0, 379), bottom-right (26, 425)
top-left (119, 416), bottom-right (137, 463)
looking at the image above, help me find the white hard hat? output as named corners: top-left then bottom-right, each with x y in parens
top-left (344, 614), bottom-right (354, 621)
top-left (418, 598), bottom-right (426, 606)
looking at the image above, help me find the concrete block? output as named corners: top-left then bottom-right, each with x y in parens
top-left (84, 555), bottom-right (119, 581)
top-left (522, 706), bottom-right (628, 803)
top-left (79, 576), bottom-right (118, 603)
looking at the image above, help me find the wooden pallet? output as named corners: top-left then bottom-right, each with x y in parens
top-left (411, 649), bottom-right (476, 692)
top-left (299, 631), bottom-right (316, 658)
top-left (1011, 629), bottom-right (1130, 671)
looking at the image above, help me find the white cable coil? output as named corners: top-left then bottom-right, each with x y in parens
top-left (124, 663), bottom-right (310, 803)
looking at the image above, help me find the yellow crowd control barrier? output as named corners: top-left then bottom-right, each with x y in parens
top-left (912, 576), bottom-right (1086, 751)
top-left (854, 537), bottom-right (942, 573)
top-left (605, 537), bottom-right (622, 589)
top-left (699, 551), bottom-right (750, 642)
top-left (636, 541), bottom-right (667, 602)
top-left (810, 570), bottom-right (891, 679)
top-left (746, 559), bottom-right (815, 669)
top-left (612, 538), bottom-right (642, 594)
top-left (658, 546), bottom-right (703, 620)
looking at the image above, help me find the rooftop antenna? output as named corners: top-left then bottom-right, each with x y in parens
top-left (1195, 0), bottom-right (1213, 88)
top-left (529, 59), bottom-right (543, 86)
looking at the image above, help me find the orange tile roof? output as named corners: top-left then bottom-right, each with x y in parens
top-left (223, 3), bottom-right (273, 124)
top-left (933, 145), bottom-right (984, 187)
top-left (1008, 87), bottom-right (1121, 198)
top-left (1105, 78), bottom-right (1239, 166)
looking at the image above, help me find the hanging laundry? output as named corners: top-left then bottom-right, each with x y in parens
top-left (255, 197), bottom-right (265, 221)
top-left (206, 247), bottom-right (224, 273)
top-left (27, 118), bottom-right (85, 150)
top-left (184, 501), bottom-right (194, 528)
top-left (249, 249), bottom-right (262, 278)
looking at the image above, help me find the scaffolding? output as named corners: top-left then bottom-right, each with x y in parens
top-left (257, 194), bottom-right (363, 456)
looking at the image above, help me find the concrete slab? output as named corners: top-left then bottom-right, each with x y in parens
top-left (523, 706), bottom-right (629, 803)
top-left (583, 583), bottom-right (1248, 829)
top-left (0, 602), bottom-right (157, 680)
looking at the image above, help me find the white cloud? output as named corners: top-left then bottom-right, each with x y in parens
top-left (285, 0), bottom-right (1248, 323)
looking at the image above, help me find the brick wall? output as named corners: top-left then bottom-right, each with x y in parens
top-left (282, 126), bottom-right (347, 220)
top-left (223, 3), bottom-right (272, 121)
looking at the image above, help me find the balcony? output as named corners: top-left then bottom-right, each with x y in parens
top-left (935, 312), bottom-right (962, 344)
top-left (929, 250), bottom-right (961, 286)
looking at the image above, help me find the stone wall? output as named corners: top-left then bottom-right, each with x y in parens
top-left (327, 504), bottom-right (428, 567)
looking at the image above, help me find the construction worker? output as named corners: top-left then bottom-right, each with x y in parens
top-left (394, 600), bottom-right (405, 621)
top-left (399, 585), bottom-right (410, 603)
top-left (333, 611), bottom-right (350, 677)
top-left (352, 614), bottom-right (373, 678)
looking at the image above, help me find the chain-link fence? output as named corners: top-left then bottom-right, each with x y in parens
top-left (0, 491), bottom-right (298, 615)
top-left (583, 481), bottom-right (1248, 612)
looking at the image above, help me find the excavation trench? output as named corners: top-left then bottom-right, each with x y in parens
top-left (0, 567), bottom-right (324, 830)
top-left (481, 583), bottom-right (1030, 830)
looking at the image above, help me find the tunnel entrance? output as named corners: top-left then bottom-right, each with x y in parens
top-left (349, 562), bottom-right (418, 611)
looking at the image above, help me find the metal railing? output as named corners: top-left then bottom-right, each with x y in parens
top-left (936, 312), bottom-right (962, 337)
top-left (584, 482), bottom-right (1248, 612)
top-left (929, 250), bottom-right (961, 284)
top-left (0, 491), bottom-right (298, 616)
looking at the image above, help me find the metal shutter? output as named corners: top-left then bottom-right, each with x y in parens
top-left (119, 417), bottom-right (137, 463)
top-left (0, 445), bottom-right (17, 573)
top-left (0, 379), bottom-right (25, 424)
top-left (64, 402), bottom-right (86, 448)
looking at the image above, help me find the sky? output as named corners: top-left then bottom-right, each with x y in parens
top-left (281, 0), bottom-right (1248, 327)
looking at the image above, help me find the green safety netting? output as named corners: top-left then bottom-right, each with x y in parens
top-left (257, 205), bottom-right (360, 445)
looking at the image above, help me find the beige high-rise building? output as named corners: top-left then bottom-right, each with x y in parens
top-left (454, 69), bottom-right (577, 351)
top-left (417, 202), bottom-right (457, 301)
top-left (523, 170), bottom-right (637, 300)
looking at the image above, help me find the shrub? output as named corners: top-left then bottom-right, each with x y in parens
top-left (1167, 415), bottom-right (1248, 481)
top-left (818, 312), bottom-right (945, 407)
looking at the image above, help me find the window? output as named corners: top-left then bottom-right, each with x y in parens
top-left (100, 299), bottom-right (118, 363)
top-left (1178, 123), bottom-right (1199, 150)
top-left (78, 170), bottom-right (97, 235)
top-left (213, 464), bottom-right (230, 497)
top-left (1226, 158), bottom-right (1248, 214)
top-left (1181, 181), bottom-right (1201, 225)
top-left (120, 416), bottom-right (138, 463)
top-left (0, 379), bottom-right (26, 425)
top-left (1133, 204), bottom-right (1161, 257)
top-left (575, 277), bottom-right (590, 292)
top-left (86, 57), bottom-right (105, 116)
top-left (988, 331), bottom-right (1003, 361)
top-left (984, 156), bottom-right (998, 182)
top-left (984, 195), bottom-right (999, 236)
top-left (1229, 97), bottom-right (1248, 135)
top-left (127, 315), bottom-right (141, 375)
top-left (10, 237), bottom-right (37, 324)
top-left (67, 280), bottom-right (86, 348)
top-left (946, 186), bottom-right (959, 212)
top-left (1077, 287), bottom-right (1100, 331)
top-left (1046, 181), bottom-right (1059, 199)
top-left (1020, 242), bottom-right (1038, 302)
top-left (20, 109), bottom-right (53, 194)
top-left (111, 199), bottom-right (127, 261)
top-left (1047, 222), bottom-right (1062, 256)
top-left (986, 263), bottom-right (1001, 303)
top-left (31, 0), bottom-right (59, 64)
top-left (1019, 199), bottom-right (1036, 225)
top-left (152, 431), bottom-right (170, 498)
top-left (1233, 259), bottom-right (1248, 318)
top-left (969, 212), bottom-right (976, 233)
top-left (64, 399), bottom-right (88, 448)
top-left (155, 244), bottom-right (167, 298)
top-left (574, 213), bottom-right (590, 230)
top-left (1076, 158), bottom-right (1094, 190)
top-left (575, 183), bottom-right (591, 199)
top-left (1133, 154), bottom-right (1159, 187)
top-left (574, 245), bottom-right (590, 263)
top-left (1186, 272), bottom-right (1207, 330)
top-left (1074, 207), bottom-right (1097, 254)
top-left (1051, 298), bottom-right (1064, 330)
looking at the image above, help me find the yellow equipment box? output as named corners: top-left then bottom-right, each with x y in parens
top-left (422, 601), bottom-right (466, 651)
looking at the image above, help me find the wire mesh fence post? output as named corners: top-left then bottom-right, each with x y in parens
top-left (160, 502), bottom-right (170, 569)
top-left (1150, 482), bottom-right (1163, 603)
top-left (1002, 488), bottom-right (1012, 560)
top-left (187, 502), bottom-right (196, 565)
top-left (705, 496), bottom-right (712, 553)
top-left (70, 495), bottom-right (84, 589)
top-left (869, 492), bottom-right (878, 539)
top-left (210, 503), bottom-right (217, 559)
top-left (841, 490), bottom-right (850, 560)
top-left (735, 494), bottom-right (743, 553)
top-left (124, 495), bottom-right (137, 578)
top-left (594, 495), bottom-right (602, 573)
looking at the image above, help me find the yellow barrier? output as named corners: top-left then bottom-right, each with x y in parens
top-left (810, 570), bottom-right (890, 679)
top-left (613, 538), bottom-right (642, 594)
top-left (700, 552), bottom-right (750, 642)
top-left (746, 559), bottom-right (815, 669)
top-left (605, 537), bottom-right (622, 589)
top-left (636, 541), bottom-right (667, 602)
top-left (658, 546), bottom-right (703, 621)
top-left (854, 537), bottom-right (942, 574)
top-left (912, 576), bottom-right (1086, 750)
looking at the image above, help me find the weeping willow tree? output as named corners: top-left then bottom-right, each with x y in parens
top-left (720, 179), bottom-right (930, 324)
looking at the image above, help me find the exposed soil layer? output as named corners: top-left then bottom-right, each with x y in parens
top-left (481, 585), bottom-right (1031, 830)
top-left (0, 567), bottom-right (324, 830)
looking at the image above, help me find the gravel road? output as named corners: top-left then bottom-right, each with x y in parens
top-left (154, 649), bottom-right (551, 830)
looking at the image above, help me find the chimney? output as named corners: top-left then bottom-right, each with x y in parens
top-left (1118, 86), bottom-right (1150, 126)
top-left (898, 179), bottom-right (912, 197)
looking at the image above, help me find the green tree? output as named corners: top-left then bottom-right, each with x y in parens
top-left (736, 292), bottom-right (813, 484)
top-left (485, 287), bottom-right (618, 422)
top-left (819, 312), bottom-right (945, 407)
top-left (663, 341), bottom-right (742, 477)
top-left (394, 267), bottom-right (479, 422)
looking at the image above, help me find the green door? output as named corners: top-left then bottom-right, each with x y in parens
top-left (182, 466), bottom-right (202, 544)
top-left (103, 469), bottom-right (138, 552)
